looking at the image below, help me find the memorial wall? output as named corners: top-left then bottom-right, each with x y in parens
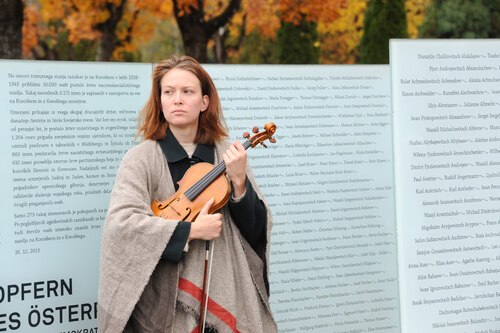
top-left (392, 39), bottom-right (500, 333)
top-left (0, 39), bottom-right (499, 333)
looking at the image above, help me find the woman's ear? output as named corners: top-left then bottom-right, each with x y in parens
top-left (201, 95), bottom-right (209, 112)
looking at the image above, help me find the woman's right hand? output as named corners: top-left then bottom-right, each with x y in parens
top-left (189, 198), bottom-right (222, 241)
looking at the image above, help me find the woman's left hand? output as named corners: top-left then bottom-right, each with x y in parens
top-left (224, 141), bottom-right (247, 197)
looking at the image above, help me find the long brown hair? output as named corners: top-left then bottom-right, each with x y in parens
top-left (137, 55), bottom-right (228, 144)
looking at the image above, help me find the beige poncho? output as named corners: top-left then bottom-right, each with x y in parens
top-left (98, 139), bottom-right (277, 333)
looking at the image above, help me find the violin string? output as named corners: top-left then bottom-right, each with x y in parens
top-left (185, 162), bottom-right (226, 199)
top-left (184, 166), bottom-right (219, 199)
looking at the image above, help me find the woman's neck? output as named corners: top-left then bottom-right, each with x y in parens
top-left (169, 125), bottom-right (197, 144)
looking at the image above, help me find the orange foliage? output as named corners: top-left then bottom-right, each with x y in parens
top-left (23, 0), bottom-right (173, 60)
top-left (39, 0), bottom-right (66, 21)
top-left (240, 0), bottom-right (280, 37)
top-left (132, 0), bottom-right (172, 14)
top-left (36, 0), bottom-right (109, 43)
top-left (174, 0), bottom-right (201, 15)
top-left (318, 0), bottom-right (366, 64)
top-left (226, 0), bottom-right (346, 52)
top-left (406, 0), bottom-right (431, 38)
top-left (276, 0), bottom-right (343, 25)
top-left (23, 0), bottom-right (376, 62)
top-left (22, 5), bottom-right (40, 57)
top-left (239, 0), bottom-right (345, 37)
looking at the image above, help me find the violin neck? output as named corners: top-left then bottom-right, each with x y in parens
top-left (184, 139), bottom-right (253, 200)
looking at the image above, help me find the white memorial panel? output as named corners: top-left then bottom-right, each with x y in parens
top-left (392, 39), bottom-right (500, 333)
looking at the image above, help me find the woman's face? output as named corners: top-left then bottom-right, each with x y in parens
top-left (160, 68), bottom-right (209, 133)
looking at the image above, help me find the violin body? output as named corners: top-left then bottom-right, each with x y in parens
top-left (151, 162), bottom-right (230, 222)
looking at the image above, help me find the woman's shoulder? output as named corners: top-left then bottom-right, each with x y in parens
top-left (120, 140), bottom-right (162, 167)
top-left (116, 140), bottom-right (165, 177)
top-left (125, 139), bottom-right (159, 156)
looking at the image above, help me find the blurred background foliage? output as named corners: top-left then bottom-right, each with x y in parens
top-left (0, 0), bottom-right (498, 64)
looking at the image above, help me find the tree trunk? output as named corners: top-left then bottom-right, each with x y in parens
top-left (0, 0), bottom-right (24, 59)
top-left (178, 21), bottom-right (211, 63)
top-left (96, 0), bottom-right (127, 61)
top-left (173, 0), bottom-right (241, 63)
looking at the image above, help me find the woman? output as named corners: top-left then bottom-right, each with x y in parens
top-left (98, 56), bottom-right (277, 333)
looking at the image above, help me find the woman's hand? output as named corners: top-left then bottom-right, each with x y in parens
top-left (224, 141), bottom-right (247, 197)
top-left (189, 198), bottom-right (222, 241)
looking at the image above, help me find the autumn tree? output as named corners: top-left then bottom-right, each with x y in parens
top-left (358, 0), bottom-right (408, 64)
top-left (22, 0), bottom-right (230, 62)
top-left (22, 0), bottom-right (349, 63)
top-left (23, 2), bottom-right (98, 61)
top-left (42, 0), bottom-right (139, 61)
top-left (225, 0), bottom-right (345, 64)
top-left (274, 0), bottom-right (429, 64)
top-left (224, 1), bottom-right (280, 63)
top-left (0, 0), bottom-right (24, 59)
top-left (26, 0), bottom-right (238, 63)
top-left (23, 0), bottom-right (170, 61)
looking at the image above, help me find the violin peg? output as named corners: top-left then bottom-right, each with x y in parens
top-left (252, 126), bottom-right (259, 133)
top-left (269, 137), bottom-right (276, 143)
top-left (243, 132), bottom-right (250, 139)
top-left (260, 142), bottom-right (268, 148)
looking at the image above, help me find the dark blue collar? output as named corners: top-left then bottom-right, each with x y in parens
top-left (159, 128), bottom-right (214, 164)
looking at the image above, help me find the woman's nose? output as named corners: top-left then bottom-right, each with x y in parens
top-left (173, 92), bottom-right (183, 104)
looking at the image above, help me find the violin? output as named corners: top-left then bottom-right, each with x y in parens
top-left (151, 122), bottom-right (277, 221)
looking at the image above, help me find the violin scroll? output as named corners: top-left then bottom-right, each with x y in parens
top-left (242, 122), bottom-right (277, 148)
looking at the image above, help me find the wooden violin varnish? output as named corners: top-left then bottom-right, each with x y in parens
top-left (151, 122), bottom-right (277, 221)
